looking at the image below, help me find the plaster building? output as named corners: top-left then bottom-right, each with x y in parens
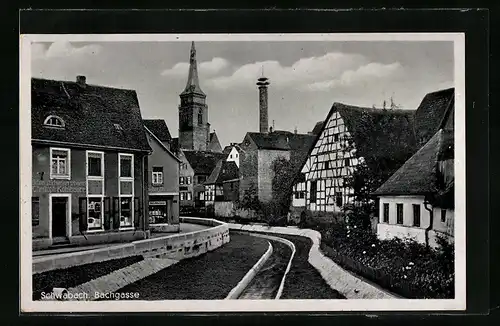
top-left (143, 119), bottom-right (182, 233)
top-left (31, 76), bottom-right (151, 250)
top-left (373, 88), bottom-right (455, 247)
top-left (223, 143), bottom-right (244, 168)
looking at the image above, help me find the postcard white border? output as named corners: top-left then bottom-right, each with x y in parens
top-left (20, 33), bottom-right (466, 313)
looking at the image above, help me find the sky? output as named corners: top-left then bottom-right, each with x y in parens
top-left (31, 40), bottom-right (454, 148)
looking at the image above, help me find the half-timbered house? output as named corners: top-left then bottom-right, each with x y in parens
top-left (291, 102), bottom-right (418, 222)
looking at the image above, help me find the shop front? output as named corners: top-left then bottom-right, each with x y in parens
top-left (148, 193), bottom-right (180, 233)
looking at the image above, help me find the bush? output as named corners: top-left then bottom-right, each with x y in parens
top-left (314, 220), bottom-right (454, 299)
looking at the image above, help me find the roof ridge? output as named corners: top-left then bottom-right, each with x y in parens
top-left (32, 77), bottom-right (137, 93)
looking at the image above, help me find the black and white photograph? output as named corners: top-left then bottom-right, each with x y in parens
top-left (20, 33), bottom-right (466, 312)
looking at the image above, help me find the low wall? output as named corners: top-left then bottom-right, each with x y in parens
top-left (33, 218), bottom-right (230, 274)
top-left (149, 224), bottom-right (180, 233)
top-left (32, 230), bottom-right (150, 251)
top-left (227, 223), bottom-right (397, 299)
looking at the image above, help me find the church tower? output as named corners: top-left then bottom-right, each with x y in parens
top-left (179, 41), bottom-right (210, 151)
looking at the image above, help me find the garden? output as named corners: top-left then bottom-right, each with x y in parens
top-left (301, 215), bottom-right (455, 299)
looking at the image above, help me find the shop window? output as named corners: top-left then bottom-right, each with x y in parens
top-left (120, 197), bottom-right (133, 228)
top-left (87, 197), bottom-right (103, 230)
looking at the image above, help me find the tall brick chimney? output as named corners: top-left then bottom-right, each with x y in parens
top-left (256, 70), bottom-right (270, 134)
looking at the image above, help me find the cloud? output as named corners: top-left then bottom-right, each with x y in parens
top-left (205, 52), bottom-right (367, 90)
top-left (32, 41), bottom-right (103, 60)
top-left (302, 62), bottom-right (404, 91)
top-left (161, 57), bottom-right (230, 77)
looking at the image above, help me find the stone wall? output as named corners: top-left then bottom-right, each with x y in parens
top-left (33, 218), bottom-right (230, 274)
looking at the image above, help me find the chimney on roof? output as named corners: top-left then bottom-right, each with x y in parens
top-left (76, 75), bottom-right (86, 87)
top-left (257, 68), bottom-right (270, 134)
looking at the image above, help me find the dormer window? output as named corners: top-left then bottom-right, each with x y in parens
top-left (43, 115), bottom-right (65, 129)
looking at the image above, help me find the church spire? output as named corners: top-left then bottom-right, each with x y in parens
top-left (181, 41), bottom-right (205, 97)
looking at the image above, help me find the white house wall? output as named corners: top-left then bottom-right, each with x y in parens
top-left (226, 147), bottom-right (240, 168)
top-left (301, 111), bottom-right (358, 213)
top-left (377, 195), bottom-right (455, 247)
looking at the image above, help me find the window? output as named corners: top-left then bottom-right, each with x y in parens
top-left (50, 148), bottom-right (70, 179)
top-left (180, 192), bottom-right (185, 200)
top-left (88, 152), bottom-right (103, 177)
top-left (333, 192), bottom-right (342, 207)
top-left (324, 161), bottom-right (330, 169)
top-left (441, 209), bottom-right (447, 222)
top-left (310, 181), bottom-right (317, 203)
top-left (344, 158), bottom-right (350, 166)
top-left (180, 177), bottom-right (185, 185)
top-left (198, 109), bottom-right (203, 126)
top-left (120, 197), bottom-right (133, 228)
top-left (118, 153), bottom-right (134, 228)
top-left (32, 197), bottom-right (40, 226)
top-left (187, 192), bottom-right (192, 201)
top-left (230, 154), bottom-right (233, 159)
top-left (413, 204), bottom-right (421, 227)
top-left (197, 175), bottom-right (206, 184)
top-left (152, 166), bottom-right (163, 185)
top-left (44, 115), bottom-right (65, 128)
top-left (186, 176), bottom-right (192, 185)
top-left (334, 133), bottom-right (339, 142)
top-left (236, 153), bottom-right (238, 158)
top-left (119, 155), bottom-right (133, 178)
top-left (383, 203), bottom-right (389, 223)
top-left (396, 204), bottom-right (403, 224)
top-left (87, 197), bottom-right (103, 230)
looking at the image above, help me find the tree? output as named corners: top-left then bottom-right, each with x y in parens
top-left (271, 156), bottom-right (295, 219)
top-left (238, 184), bottom-right (261, 212)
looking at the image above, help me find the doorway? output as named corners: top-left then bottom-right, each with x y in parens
top-left (50, 195), bottom-right (70, 241)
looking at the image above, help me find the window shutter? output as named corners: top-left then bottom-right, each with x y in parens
top-left (78, 197), bottom-right (88, 233)
top-left (103, 197), bottom-right (111, 230)
top-left (112, 197), bottom-right (120, 229)
top-left (134, 197), bottom-right (141, 228)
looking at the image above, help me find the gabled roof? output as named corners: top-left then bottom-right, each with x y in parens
top-left (373, 129), bottom-right (454, 196)
top-left (183, 150), bottom-right (227, 175)
top-left (32, 77), bottom-right (151, 152)
top-left (311, 120), bottom-right (324, 135)
top-left (143, 119), bottom-right (172, 143)
top-left (171, 137), bottom-right (179, 152)
top-left (205, 160), bottom-right (239, 185)
top-left (144, 126), bottom-right (182, 163)
top-left (309, 103), bottom-right (418, 171)
top-left (414, 88), bottom-right (454, 145)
